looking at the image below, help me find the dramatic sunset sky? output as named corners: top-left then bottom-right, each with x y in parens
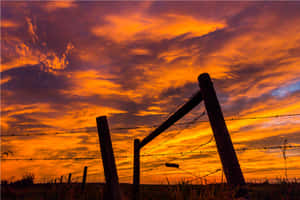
top-left (1, 1), bottom-right (300, 184)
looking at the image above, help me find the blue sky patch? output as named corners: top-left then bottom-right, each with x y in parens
top-left (272, 81), bottom-right (300, 97)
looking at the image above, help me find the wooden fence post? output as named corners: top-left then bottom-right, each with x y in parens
top-left (198, 73), bottom-right (246, 186)
top-left (133, 90), bottom-right (203, 200)
top-left (60, 176), bottom-right (63, 184)
top-left (133, 139), bottom-right (140, 200)
top-left (81, 166), bottom-right (88, 192)
top-left (68, 173), bottom-right (72, 184)
top-left (96, 116), bottom-right (122, 200)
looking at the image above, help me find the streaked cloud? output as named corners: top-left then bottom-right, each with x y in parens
top-left (1, 19), bottom-right (19, 28)
top-left (92, 13), bottom-right (225, 42)
top-left (43, 1), bottom-right (76, 12)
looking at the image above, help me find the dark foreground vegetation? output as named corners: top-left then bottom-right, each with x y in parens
top-left (2, 181), bottom-right (300, 200)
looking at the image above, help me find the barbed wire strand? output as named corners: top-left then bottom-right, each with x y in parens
top-left (142, 110), bottom-right (206, 155)
top-left (146, 110), bottom-right (212, 164)
top-left (2, 145), bottom-right (300, 161)
top-left (184, 168), bottom-right (222, 184)
top-left (1, 113), bottom-right (300, 137)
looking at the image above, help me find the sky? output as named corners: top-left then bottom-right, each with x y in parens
top-left (1, 1), bottom-right (300, 184)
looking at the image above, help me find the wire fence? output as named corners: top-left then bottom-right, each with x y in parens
top-left (2, 146), bottom-right (299, 184)
top-left (2, 145), bottom-right (299, 161)
top-left (1, 112), bottom-right (300, 184)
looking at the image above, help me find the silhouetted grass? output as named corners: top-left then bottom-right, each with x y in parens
top-left (2, 181), bottom-right (300, 200)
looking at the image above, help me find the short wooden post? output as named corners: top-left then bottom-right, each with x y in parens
top-left (68, 173), bottom-right (72, 184)
top-left (133, 139), bottom-right (140, 200)
top-left (60, 176), bottom-right (63, 184)
top-left (198, 73), bottom-right (246, 186)
top-left (81, 166), bottom-right (88, 192)
top-left (96, 116), bottom-right (121, 200)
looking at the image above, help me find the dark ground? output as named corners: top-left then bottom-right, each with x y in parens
top-left (2, 182), bottom-right (300, 200)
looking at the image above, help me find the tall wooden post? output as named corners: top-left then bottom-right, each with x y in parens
top-left (81, 166), bottom-right (88, 192)
top-left (133, 139), bottom-right (140, 200)
top-left (198, 73), bottom-right (246, 186)
top-left (68, 173), bottom-right (72, 184)
top-left (96, 116), bottom-right (121, 200)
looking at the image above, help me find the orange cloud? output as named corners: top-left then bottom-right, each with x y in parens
top-left (61, 70), bottom-right (142, 101)
top-left (43, 1), bottom-right (76, 12)
top-left (1, 16), bottom-right (74, 72)
top-left (1, 20), bottom-right (19, 28)
top-left (25, 17), bottom-right (39, 43)
top-left (1, 39), bottom-right (74, 72)
top-left (43, 104), bottom-right (126, 130)
top-left (130, 48), bottom-right (151, 55)
top-left (92, 13), bottom-right (226, 42)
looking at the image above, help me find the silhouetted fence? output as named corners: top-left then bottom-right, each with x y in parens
top-left (129, 73), bottom-right (247, 200)
top-left (3, 73), bottom-right (300, 200)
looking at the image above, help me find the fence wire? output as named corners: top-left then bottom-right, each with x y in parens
top-left (1, 113), bottom-right (300, 184)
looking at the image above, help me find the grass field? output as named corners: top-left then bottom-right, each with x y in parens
top-left (2, 182), bottom-right (300, 200)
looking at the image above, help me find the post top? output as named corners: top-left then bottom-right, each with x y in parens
top-left (96, 116), bottom-right (107, 121)
top-left (198, 73), bottom-right (211, 82)
top-left (134, 138), bottom-right (140, 142)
